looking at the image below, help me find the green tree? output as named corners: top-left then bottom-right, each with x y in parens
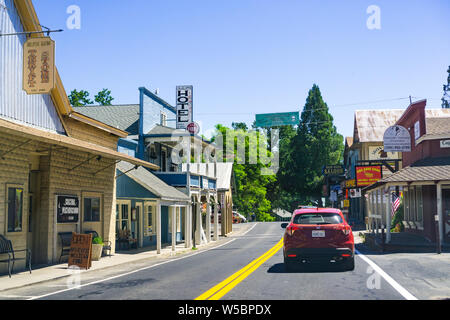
top-left (95, 88), bottom-right (114, 106)
top-left (442, 66), bottom-right (450, 109)
top-left (280, 84), bottom-right (344, 204)
top-left (212, 124), bottom-right (276, 221)
top-left (68, 89), bottom-right (93, 106)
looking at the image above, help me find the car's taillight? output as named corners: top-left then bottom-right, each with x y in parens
top-left (341, 225), bottom-right (351, 236)
top-left (286, 225), bottom-right (298, 236)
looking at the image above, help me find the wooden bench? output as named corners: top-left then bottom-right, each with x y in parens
top-left (0, 235), bottom-right (32, 278)
top-left (84, 230), bottom-right (112, 257)
top-left (58, 232), bottom-right (73, 263)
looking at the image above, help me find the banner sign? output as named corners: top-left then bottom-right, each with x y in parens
top-left (56, 195), bottom-right (79, 223)
top-left (322, 165), bottom-right (345, 176)
top-left (383, 125), bottom-right (411, 152)
top-left (23, 37), bottom-right (55, 94)
top-left (355, 165), bottom-right (382, 187)
top-left (176, 85), bottom-right (193, 129)
top-left (68, 233), bottom-right (92, 270)
top-left (255, 112), bottom-right (299, 127)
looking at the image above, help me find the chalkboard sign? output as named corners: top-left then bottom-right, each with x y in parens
top-left (68, 233), bottom-right (92, 270)
top-left (57, 195), bottom-right (79, 223)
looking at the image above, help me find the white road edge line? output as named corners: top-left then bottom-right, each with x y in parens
top-left (239, 222), bottom-right (258, 236)
top-left (28, 238), bottom-right (237, 300)
top-left (355, 249), bottom-right (418, 300)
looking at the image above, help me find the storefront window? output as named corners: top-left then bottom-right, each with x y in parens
top-left (121, 203), bottom-right (129, 230)
top-left (84, 197), bottom-right (101, 221)
top-left (7, 187), bottom-right (23, 232)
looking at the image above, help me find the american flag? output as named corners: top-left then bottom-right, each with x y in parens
top-left (391, 193), bottom-right (401, 217)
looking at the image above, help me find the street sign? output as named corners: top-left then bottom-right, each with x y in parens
top-left (255, 112), bottom-right (299, 127)
top-left (23, 37), bottom-right (55, 94)
top-left (383, 125), bottom-right (411, 152)
top-left (176, 85), bottom-right (193, 129)
top-left (186, 122), bottom-right (200, 135)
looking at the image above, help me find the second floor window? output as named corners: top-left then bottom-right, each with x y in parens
top-left (160, 112), bottom-right (167, 126)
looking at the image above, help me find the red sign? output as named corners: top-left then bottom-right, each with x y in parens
top-left (355, 166), bottom-right (382, 187)
top-left (186, 122), bottom-right (200, 135)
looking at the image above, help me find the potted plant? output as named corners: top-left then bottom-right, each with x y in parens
top-left (91, 236), bottom-right (104, 261)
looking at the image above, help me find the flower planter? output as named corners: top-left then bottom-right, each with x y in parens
top-left (91, 243), bottom-right (103, 261)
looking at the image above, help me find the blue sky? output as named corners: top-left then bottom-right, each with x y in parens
top-left (33, 0), bottom-right (450, 139)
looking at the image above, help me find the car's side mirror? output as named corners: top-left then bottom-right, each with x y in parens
top-left (281, 223), bottom-right (288, 229)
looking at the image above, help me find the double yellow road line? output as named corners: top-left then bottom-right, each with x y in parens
top-left (195, 237), bottom-right (284, 300)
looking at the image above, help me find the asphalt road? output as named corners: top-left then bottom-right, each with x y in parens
top-left (0, 222), bottom-right (416, 300)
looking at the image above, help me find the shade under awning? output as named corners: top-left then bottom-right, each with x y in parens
top-left (0, 117), bottom-right (159, 170)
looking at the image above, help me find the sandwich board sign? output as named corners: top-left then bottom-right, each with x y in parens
top-left (383, 125), bottom-right (411, 152)
top-left (68, 233), bottom-right (92, 270)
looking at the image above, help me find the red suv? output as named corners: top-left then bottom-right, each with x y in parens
top-left (282, 208), bottom-right (354, 271)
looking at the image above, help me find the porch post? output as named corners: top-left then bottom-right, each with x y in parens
top-left (171, 206), bottom-right (176, 252)
top-left (196, 200), bottom-right (201, 245)
top-left (221, 194), bottom-right (226, 236)
top-left (185, 204), bottom-right (190, 248)
top-left (437, 182), bottom-right (443, 244)
top-left (156, 201), bottom-right (161, 254)
top-left (206, 196), bottom-right (211, 243)
top-left (386, 188), bottom-right (391, 243)
top-left (213, 202), bottom-right (219, 241)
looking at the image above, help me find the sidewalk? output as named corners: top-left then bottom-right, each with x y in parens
top-left (0, 222), bottom-right (256, 292)
top-left (361, 230), bottom-right (450, 253)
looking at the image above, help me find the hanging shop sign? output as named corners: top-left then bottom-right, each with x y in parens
top-left (68, 233), bottom-right (92, 270)
top-left (383, 125), bottom-right (411, 152)
top-left (355, 165), bottom-right (382, 187)
top-left (343, 199), bottom-right (350, 208)
top-left (176, 85), bottom-right (193, 129)
top-left (56, 195), bottom-right (79, 223)
top-left (322, 165), bottom-right (345, 176)
top-left (23, 37), bottom-right (55, 94)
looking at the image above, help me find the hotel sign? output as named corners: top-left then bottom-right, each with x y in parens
top-left (355, 165), bottom-right (382, 187)
top-left (23, 37), bottom-right (55, 94)
top-left (176, 85), bottom-right (193, 130)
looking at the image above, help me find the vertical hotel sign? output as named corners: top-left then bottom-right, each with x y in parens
top-left (176, 85), bottom-right (193, 129)
top-left (23, 37), bottom-right (55, 94)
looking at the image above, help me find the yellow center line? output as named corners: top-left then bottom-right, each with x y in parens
top-left (195, 237), bottom-right (284, 300)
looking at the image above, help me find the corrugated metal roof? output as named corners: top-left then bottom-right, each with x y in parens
top-left (73, 104), bottom-right (139, 134)
top-left (117, 161), bottom-right (189, 201)
top-left (354, 108), bottom-right (450, 143)
top-left (354, 109), bottom-right (405, 143)
top-left (0, 0), bottom-right (65, 134)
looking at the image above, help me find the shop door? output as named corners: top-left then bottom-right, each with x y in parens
top-left (443, 189), bottom-right (450, 242)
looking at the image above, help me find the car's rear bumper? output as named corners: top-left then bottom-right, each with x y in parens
top-left (284, 247), bottom-right (354, 264)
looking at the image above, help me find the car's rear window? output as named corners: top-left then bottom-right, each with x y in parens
top-left (293, 212), bottom-right (343, 225)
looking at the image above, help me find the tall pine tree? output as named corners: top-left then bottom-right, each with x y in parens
top-left (280, 84), bottom-right (343, 204)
